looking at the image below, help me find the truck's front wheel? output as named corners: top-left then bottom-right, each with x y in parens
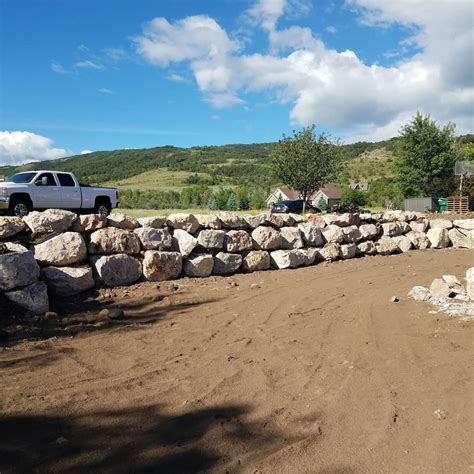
top-left (94, 199), bottom-right (111, 216)
top-left (10, 198), bottom-right (31, 217)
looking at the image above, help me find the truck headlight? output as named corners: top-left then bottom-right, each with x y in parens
top-left (0, 187), bottom-right (7, 197)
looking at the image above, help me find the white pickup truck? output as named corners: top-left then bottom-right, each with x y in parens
top-left (0, 170), bottom-right (119, 217)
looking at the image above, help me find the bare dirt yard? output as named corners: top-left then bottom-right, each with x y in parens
top-left (1, 248), bottom-right (473, 473)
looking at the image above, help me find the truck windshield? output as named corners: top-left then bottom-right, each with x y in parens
top-left (7, 172), bottom-right (37, 183)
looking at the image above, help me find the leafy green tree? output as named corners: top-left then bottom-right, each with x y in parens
top-left (340, 188), bottom-right (367, 206)
top-left (270, 125), bottom-right (341, 211)
top-left (367, 178), bottom-right (404, 208)
top-left (395, 113), bottom-right (457, 197)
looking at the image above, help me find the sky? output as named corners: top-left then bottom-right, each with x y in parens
top-left (0, 0), bottom-right (473, 165)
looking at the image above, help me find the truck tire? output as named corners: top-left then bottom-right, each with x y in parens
top-left (94, 199), bottom-right (111, 216)
top-left (9, 197), bottom-right (32, 217)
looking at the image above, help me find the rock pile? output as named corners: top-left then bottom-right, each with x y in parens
top-left (408, 267), bottom-right (474, 320)
top-left (1, 208), bottom-right (473, 316)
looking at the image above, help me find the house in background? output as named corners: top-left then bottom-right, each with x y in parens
top-left (349, 181), bottom-right (369, 191)
top-left (310, 184), bottom-right (342, 209)
top-left (266, 184), bottom-right (342, 208)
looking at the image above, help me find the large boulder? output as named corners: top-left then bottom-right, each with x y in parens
top-left (5, 281), bottom-right (49, 315)
top-left (342, 225), bottom-right (362, 243)
top-left (306, 214), bottom-right (326, 228)
top-left (88, 228), bottom-right (141, 255)
top-left (194, 214), bottom-right (222, 230)
top-left (409, 220), bottom-right (429, 233)
top-left (448, 228), bottom-right (474, 249)
top-left (41, 265), bottom-right (95, 296)
top-left (32, 232), bottom-right (87, 266)
top-left (197, 229), bottom-right (226, 249)
top-left (166, 214), bottom-right (200, 234)
top-left (381, 222), bottom-right (402, 237)
top-left (251, 226), bottom-right (282, 250)
top-left (279, 227), bottom-right (304, 249)
top-left (217, 212), bottom-right (247, 229)
top-left (453, 219), bottom-right (474, 231)
top-left (322, 225), bottom-right (344, 244)
top-left (183, 254), bottom-right (214, 278)
top-left (243, 214), bottom-right (267, 229)
top-left (466, 267), bottom-right (474, 300)
top-left (71, 214), bottom-right (107, 232)
top-left (91, 254), bottom-right (142, 287)
top-left (408, 286), bottom-right (431, 301)
top-left (0, 216), bottom-right (25, 239)
top-left (359, 223), bottom-right (379, 240)
top-left (264, 213), bottom-right (294, 228)
top-left (270, 249), bottom-right (306, 269)
top-left (24, 209), bottom-right (77, 235)
top-left (375, 236), bottom-right (399, 255)
top-left (426, 228), bottom-right (450, 249)
top-left (406, 231), bottom-right (430, 250)
top-left (225, 230), bottom-right (253, 252)
top-left (0, 250), bottom-right (40, 290)
top-left (142, 251), bottom-right (182, 281)
top-left (429, 278), bottom-right (452, 299)
top-left (323, 213), bottom-right (359, 227)
top-left (357, 240), bottom-right (377, 255)
top-left (134, 227), bottom-right (172, 250)
top-left (392, 235), bottom-right (413, 253)
top-left (317, 243), bottom-right (341, 261)
top-left (297, 222), bottom-right (324, 247)
top-left (241, 250), bottom-right (270, 272)
top-left (107, 213), bottom-right (140, 229)
top-left (429, 219), bottom-right (453, 230)
top-left (340, 243), bottom-right (357, 259)
top-left (213, 252), bottom-right (242, 275)
top-left (172, 229), bottom-right (198, 258)
top-left (137, 216), bottom-right (167, 229)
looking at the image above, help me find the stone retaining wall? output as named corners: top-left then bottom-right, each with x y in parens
top-left (1, 209), bottom-right (473, 315)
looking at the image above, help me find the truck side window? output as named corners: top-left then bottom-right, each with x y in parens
top-left (57, 173), bottom-right (75, 187)
top-left (35, 173), bottom-right (57, 186)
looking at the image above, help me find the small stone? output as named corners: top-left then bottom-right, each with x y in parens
top-left (390, 296), bottom-right (399, 303)
top-left (99, 309), bottom-right (110, 318)
top-left (43, 311), bottom-right (59, 320)
top-left (408, 286), bottom-right (431, 301)
top-left (55, 437), bottom-right (68, 445)
top-left (108, 308), bottom-right (125, 320)
top-left (228, 281), bottom-right (239, 287)
top-left (433, 409), bottom-right (447, 420)
top-left (250, 283), bottom-right (260, 289)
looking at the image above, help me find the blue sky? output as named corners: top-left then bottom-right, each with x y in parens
top-left (1, 0), bottom-right (472, 164)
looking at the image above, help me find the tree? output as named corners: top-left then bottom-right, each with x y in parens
top-left (317, 196), bottom-right (328, 211)
top-left (227, 193), bottom-right (238, 211)
top-left (395, 113), bottom-right (457, 197)
top-left (270, 125), bottom-right (341, 211)
top-left (340, 188), bottom-right (367, 206)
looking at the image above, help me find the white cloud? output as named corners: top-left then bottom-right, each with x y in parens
top-left (326, 25), bottom-right (337, 34)
top-left (75, 60), bottom-right (104, 70)
top-left (98, 88), bottom-right (114, 94)
top-left (80, 150), bottom-right (93, 155)
top-left (135, 0), bottom-right (474, 140)
top-left (167, 73), bottom-right (185, 82)
top-left (51, 61), bottom-right (68, 74)
top-left (0, 131), bottom-right (69, 165)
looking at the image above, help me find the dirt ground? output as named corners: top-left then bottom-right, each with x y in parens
top-left (1, 248), bottom-right (473, 473)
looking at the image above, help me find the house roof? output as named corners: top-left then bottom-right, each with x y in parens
top-left (318, 183), bottom-right (342, 199)
top-left (275, 187), bottom-right (301, 200)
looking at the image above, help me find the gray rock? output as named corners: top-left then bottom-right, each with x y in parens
top-left (322, 225), bottom-right (344, 244)
top-left (194, 214), bottom-right (222, 229)
top-left (213, 252), bottom-right (242, 275)
top-left (270, 249), bottom-right (306, 269)
top-left (406, 231), bottom-right (430, 250)
top-left (448, 228), bottom-right (474, 248)
top-left (142, 251), bottom-right (182, 281)
top-left (381, 222), bottom-right (402, 237)
top-left (429, 219), bottom-right (453, 230)
top-left (166, 213), bottom-right (200, 234)
top-left (24, 209), bottom-right (77, 235)
top-left (32, 232), bottom-right (87, 266)
top-left (172, 229), bottom-right (198, 257)
top-left (243, 214), bottom-right (267, 229)
top-left (251, 226), bottom-right (282, 250)
top-left (426, 228), bottom-right (450, 249)
top-left (264, 213), bottom-right (292, 228)
top-left (216, 212), bottom-right (247, 229)
top-left (71, 214), bottom-right (107, 232)
top-left (392, 235), bottom-right (413, 253)
top-left (197, 229), bottom-right (226, 249)
top-left (318, 243), bottom-right (341, 261)
top-left (241, 250), bottom-right (270, 272)
top-left (398, 222), bottom-right (411, 234)
top-left (0, 216), bottom-right (25, 239)
top-left (430, 278), bottom-right (452, 299)
top-left (0, 250), bottom-right (40, 290)
top-left (323, 213), bottom-right (359, 227)
top-left (225, 230), bottom-right (253, 252)
top-left (376, 236), bottom-right (399, 255)
top-left (88, 228), bottom-right (141, 255)
top-left (183, 253), bottom-right (214, 277)
top-left (408, 286), bottom-right (431, 301)
top-left (134, 227), bottom-right (172, 250)
top-left (5, 281), bottom-right (49, 315)
top-left (409, 220), bottom-right (429, 233)
top-left (41, 265), bottom-right (95, 296)
top-left (298, 222), bottom-right (324, 247)
top-left (342, 225), bottom-right (362, 243)
top-left (359, 223), bottom-right (379, 240)
top-left (357, 240), bottom-right (377, 255)
top-left (279, 227), bottom-right (304, 249)
top-left (91, 254), bottom-right (142, 287)
top-left (107, 213), bottom-right (140, 229)
top-left (340, 243), bottom-right (357, 259)
top-left (137, 216), bottom-right (167, 228)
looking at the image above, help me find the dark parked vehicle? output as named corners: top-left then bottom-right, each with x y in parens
top-left (271, 199), bottom-right (319, 214)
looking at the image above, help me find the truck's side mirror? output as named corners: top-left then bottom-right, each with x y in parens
top-left (36, 176), bottom-right (48, 186)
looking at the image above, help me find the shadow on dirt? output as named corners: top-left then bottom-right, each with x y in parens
top-left (0, 403), bottom-right (283, 473)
